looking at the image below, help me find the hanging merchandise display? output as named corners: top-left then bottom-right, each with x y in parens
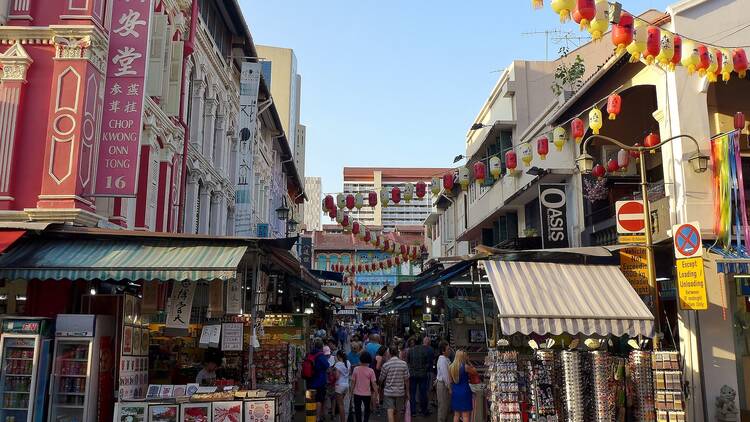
top-left (474, 161), bottom-right (487, 184)
top-left (431, 177), bottom-right (441, 195)
top-left (530, 350), bottom-right (559, 420)
top-left (537, 136), bottom-right (550, 160)
top-left (459, 166), bottom-right (470, 190)
top-left (710, 130), bottom-right (749, 250)
top-left (551, 0), bottom-right (575, 22)
top-left (354, 193), bottom-right (364, 210)
top-left (606, 94), bottom-right (621, 120)
top-left (611, 12), bottom-right (634, 54)
top-left (416, 181), bottom-right (427, 198)
top-left (589, 108), bottom-right (603, 135)
top-left (590, 351), bottom-right (618, 422)
top-left (561, 350), bottom-right (585, 422)
top-left (588, 0), bottom-right (609, 40)
top-left (628, 350), bottom-right (655, 421)
top-left (487, 350), bottom-right (525, 422)
top-left (653, 351), bottom-right (686, 421)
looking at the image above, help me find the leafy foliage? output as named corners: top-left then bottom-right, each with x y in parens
top-left (551, 47), bottom-right (586, 97)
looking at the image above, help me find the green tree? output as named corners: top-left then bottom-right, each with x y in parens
top-left (551, 46), bottom-right (586, 97)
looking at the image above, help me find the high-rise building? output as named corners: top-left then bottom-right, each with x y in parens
top-left (304, 177), bottom-right (322, 231)
top-left (343, 167), bottom-right (451, 231)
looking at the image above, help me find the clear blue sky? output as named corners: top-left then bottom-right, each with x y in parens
top-left (241, 1), bottom-right (672, 196)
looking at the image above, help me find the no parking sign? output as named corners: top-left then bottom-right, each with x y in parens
top-left (673, 222), bottom-right (703, 259)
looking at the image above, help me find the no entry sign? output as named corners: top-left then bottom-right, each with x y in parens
top-left (673, 222), bottom-right (703, 259)
top-left (616, 201), bottom-right (646, 234)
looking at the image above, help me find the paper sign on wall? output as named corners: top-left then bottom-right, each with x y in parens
top-left (165, 281), bottom-right (196, 330)
top-left (199, 325), bottom-right (221, 348)
top-left (208, 280), bottom-right (224, 318)
top-left (226, 278), bottom-right (242, 315)
top-left (221, 323), bottom-right (243, 351)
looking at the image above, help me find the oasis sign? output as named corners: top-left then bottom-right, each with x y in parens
top-left (539, 184), bottom-right (569, 248)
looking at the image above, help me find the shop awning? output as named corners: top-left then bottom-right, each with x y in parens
top-left (0, 230), bottom-right (25, 254)
top-left (482, 260), bottom-right (654, 337)
top-left (0, 237), bottom-right (247, 282)
top-left (412, 260), bottom-right (475, 294)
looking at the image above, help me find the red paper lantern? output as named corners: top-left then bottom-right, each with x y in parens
top-left (697, 45), bottom-right (711, 75)
top-left (505, 150), bottom-right (518, 174)
top-left (473, 161), bottom-right (486, 184)
top-left (342, 213), bottom-right (350, 227)
top-left (324, 195), bottom-right (335, 211)
top-left (352, 221), bottom-right (360, 235)
top-left (644, 132), bottom-right (660, 154)
top-left (630, 143), bottom-right (640, 160)
top-left (387, 259), bottom-right (393, 268)
top-left (592, 164), bottom-right (606, 179)
top-left (735, 112), bottom-right (746, 131)
top-left (607, 94), bottom-right (621, 120)
top-left (733, 48), bottom-right (748, 78)
top-left (328, 209), bottom-right (336, 219)
top-left (415, 181), bottom-right (427, 198)
top-left (671, 36), bottom-right (682, 70)
top-left (368, 191), bottom-right (378, 207)
top-left (345, 194), bottom-right (355, 210)
top-left (375, 236), bottom-right (381, 248)
top-left (715, 49), bottom-right (724, 79)
top-left (364, 231), bottom-right (371, 243)
top-left (395, 256), bottom-right (402, 265)
top-left (379, 261), bottom-right (385, 270)
top-left (391, 187), bottom-right (401, 204)
top-left (572, 0), bottom-right (596, 30)
top-left (357, 264), bottom-right (362, 273)
top-left (611, 12), bottom-right (634, 54)
top-left (571, 118), bottom-right (585, 143)
top-left (537, 136), bottom-right (549, 160)
top-left (400, 244), bottom-right (408, 256)
top-left (442, 173), bottom-right (454, 191)
top-left (645, 26), bottom-right (660, 65)
top-left (383, 239), bottom-right (390, 251)
top-left (607, 158), bottom-right (619, 173)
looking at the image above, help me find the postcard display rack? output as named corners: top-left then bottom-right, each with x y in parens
top-left (653, 351), bottom-right (685, 422)
top-left (487, 350), bottom-right (526, 422)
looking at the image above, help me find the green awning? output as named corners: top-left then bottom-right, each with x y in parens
top-left (0, 237), bottom-right (247, 282)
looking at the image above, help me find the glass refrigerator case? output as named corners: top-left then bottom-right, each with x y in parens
top-left (48, 315), bottom-right (113, 422)
top-left (0, 317), bottom-right (53, 422)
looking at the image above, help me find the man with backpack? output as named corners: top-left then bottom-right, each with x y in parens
top-left (303, 338), bottom-right (330, 421)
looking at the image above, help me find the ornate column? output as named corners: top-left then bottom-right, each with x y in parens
top-left (183, 172), bottom-right (200, 233)
top-left (0, 43), bottom-right (32, 209)
top-left (226, 202), bottom-right (236, 236)
top-left (202, 97), bottom-right (217, 160)
top-left (32, 32), bottom-right (106, 226)
top-left (189, 79), bottom-right (205, 149)
top-left (197, 181), bottom-right (211, 234)
top-left (229, 136), bottom-right (239, 187)
top-left (209, 190), bottom-right (222, 235)
top-left (213, 113), bottom-right (226, 170)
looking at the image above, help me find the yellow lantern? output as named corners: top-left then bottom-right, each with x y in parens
top-left (551, 0), bottom-right (575, 22)
top-left (627, 20), bottom-right (647, 63)
top-left (656, 31), bottom-right (674, 66)
top-left (354, 192), bottom-right (364, 210)
top-left (336, 193), bottom-right (346, 209)
top-left (721, 48), bottom-right (734, 81)
top-left (521, 143), bottom-right (533, 167)
top-left (380, 188), bottom-right (389, 208)
top-left (532, 0), bottom-right (543, 9)
top-left (430, 177), bottom-right (441, 195)
top-left (489, 156), bottom-right (502, 179)
top-left (588, 0), bottom-right (609, 41)
top-left (336, 209), bottom-right (344, 224)
top-left (589, 108), bottom-right (603, 135)
top-left (681, 40), bottom-right (700, 74)
top-left (403, 183), bottom-right (414, 202)
top-left (458, 167), bottom-right (470, 191)
top-left (553, 126), bottom-right (567, 151)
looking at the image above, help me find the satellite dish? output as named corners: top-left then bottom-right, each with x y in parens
top-left (240, 127), bottom-right (252, 142)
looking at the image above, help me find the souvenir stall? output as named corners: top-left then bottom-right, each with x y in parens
top-left (481, 259), bottom-right (686, 422)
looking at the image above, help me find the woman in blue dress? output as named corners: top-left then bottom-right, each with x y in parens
top-left (449, 350), bottom-right (473, 421)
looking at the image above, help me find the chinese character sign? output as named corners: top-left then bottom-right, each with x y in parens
top-left (166, 280), bottom-right (196, 330)
top-left (94, 0), bottom-right (154, 197)
top-left (235, 61), bottom-right (262, 235)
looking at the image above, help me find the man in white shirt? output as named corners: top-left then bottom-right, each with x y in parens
top-left (435, 341), bottom-right (452, 422)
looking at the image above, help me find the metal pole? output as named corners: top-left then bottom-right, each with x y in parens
top-left (639, 150), bottom-right (662, 341)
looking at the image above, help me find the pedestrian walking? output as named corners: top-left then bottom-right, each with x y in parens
top-left (379, 345), bottom-right (410, 422)
top-left (435, 341), bottom-right (452, 422)
top-left (351, 352), bottom-right (379, 422)
top-left (333, 350), bottom-right (352, 422)
top-left (348, 341), bottom-right (362, 366)
top-left (406, 335), bottom-right (434, 417)
top-left (303, 338), bottom-right (330, 422)
top-left (449, 350), bottom-right (473, 422)
top-left (365, 334), bottom-right (382, 365)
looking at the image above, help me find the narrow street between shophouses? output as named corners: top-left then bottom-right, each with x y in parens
top-left (0, 1), bottom-right (749, 422)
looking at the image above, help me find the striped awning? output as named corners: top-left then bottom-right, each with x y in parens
top-left (0, 237), bottom-right (247, 282)
top-left (482, 260), bottom-right (654, 337)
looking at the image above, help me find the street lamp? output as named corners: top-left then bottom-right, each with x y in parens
top-left (577, 134), bottom-right (709, 339)
top-left (275, 204), bottom-right (290, 221)
top-left (287, 218), bottom-right (298, 234)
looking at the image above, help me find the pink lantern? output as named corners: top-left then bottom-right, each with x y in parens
top-left (617, 149), bottom-right (630, 170)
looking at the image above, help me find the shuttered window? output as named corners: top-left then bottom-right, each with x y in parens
top-left (146, 13), bottom-right (168, 97)
top-left (166, 40), bottom-right (184, 116)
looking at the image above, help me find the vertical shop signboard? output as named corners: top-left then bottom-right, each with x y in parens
top-left (538, 184), bottom-right (569, 248)
top-left (300, 236), bottom-right (313, 269)
top-left (234, 62), bottom-right (262, 235)
top-left (673, 222), bottom-right (708, 310)
top-left (226, 277), bottom-right (242, 315)
top-left (208, 279), bottom-right (224, 317)
top-left (94, 0), bottom-right (154, 196)
top-left (165, 281), bottom-right (196, 330)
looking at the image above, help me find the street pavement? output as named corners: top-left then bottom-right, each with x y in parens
top-left (293, 403), bottom-right (440, 422)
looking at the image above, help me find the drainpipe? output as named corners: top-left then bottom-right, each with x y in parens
top-left (176, 0), bottom-right (198, 232)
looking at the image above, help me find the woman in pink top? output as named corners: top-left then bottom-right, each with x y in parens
top-left (351, 351), bottom-right (379, 422)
